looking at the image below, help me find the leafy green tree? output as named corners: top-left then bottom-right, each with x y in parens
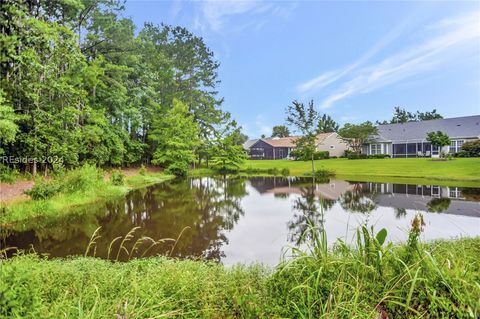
top-left (271, 125), bottom-right (290, 138)
top-left (377, 107), bottom-right (443, 124)
top-left (150, 99), bottom-right (200, 176)
top-left (427, 198), bottom-right (451, 213)
top-left (390, 107), bottom-right (415, 123)
top-left (416, 109), bottom-right (443, 121)
top-left (317, 114), bottom-right (339, 133)
top-left (286, 100), bottom-right (320, 176)
top-left (338, 122), bottom-right (378, 154)
top-left (0, 89), bottom-right (18, 155)
top-left (426, 131), bottom-right (450, 157)
top-left (210, 124), bottom-right (248, 172)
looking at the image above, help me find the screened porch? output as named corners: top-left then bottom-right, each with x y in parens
top-left (391, 142), bottom-right (439, 158)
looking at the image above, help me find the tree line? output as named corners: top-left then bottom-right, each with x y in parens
top-left (0, 0), bottom-right (246, 176)
top-left (268, 106), bottom-right (443, 139)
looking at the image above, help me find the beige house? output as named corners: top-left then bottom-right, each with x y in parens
top-left (316, 132), bottom-right (349, 157)
top-left (245, 132), bottom-right (349, 159)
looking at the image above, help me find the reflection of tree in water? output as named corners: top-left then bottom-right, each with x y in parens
top-left (427, 198), bottom-right (451, 213)
top-left (4, 177), bottom-right (248, 262)
top-left (287, 181), bottom-right (336, 246)
top-left (339, 183), bottom-right (377, 214)
top-left (394, 208), bottom-right (407, 219)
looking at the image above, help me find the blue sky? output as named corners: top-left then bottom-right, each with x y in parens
top-left (124, 0), bottom-right (480, 138)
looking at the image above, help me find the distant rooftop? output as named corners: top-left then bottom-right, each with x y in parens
top-left (374, 115), bottom-right (480, 142)
top-left (254, 133), bottom-right (335, 148)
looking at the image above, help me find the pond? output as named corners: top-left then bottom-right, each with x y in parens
top-left (3, 177), bottom-right (480, 265)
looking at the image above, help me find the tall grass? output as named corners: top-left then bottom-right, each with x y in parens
top-left (1, 220), bottom-right (478, 318)
top-left (269, 214), bottom-right (479, 318)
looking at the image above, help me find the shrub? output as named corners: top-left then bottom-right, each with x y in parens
top-left (109, 170), bottom-right (125, 186)
top-left (139, 164), bottom-right (146, 176)
top-left (0, 165), bottom-right (19, 184)
top-left (330, 156), bottom-right (338, 159)
top-left (25, 179), bottom-right (61, 200)
top-left (460, 140), bottom-right (480, 157)
top-left (166, 162), bottom-right (189, 177)
top-left (367, 154), bottom-right (390, 159)
top-left (267, 168), bottom-right (279, 175)
top-left (343, 149), bottom-right (354, 157)
top-left (347, 153), bottom-right (368, 160)
top-left (61, 164), bottom-right (102, 193)
top-left (281, 168), bottom-right (290, 176)
top-left (290, 150), bottom-right (329, 160)
top-left (314, 151), bottom-right (329, 160)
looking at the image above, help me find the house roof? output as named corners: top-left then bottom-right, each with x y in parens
top-left (242, 139), bottom-right (259, 150)
top-left (259, 133), bottom-right (335, 148)
top-left (373, 115), bottom-right (480, 142)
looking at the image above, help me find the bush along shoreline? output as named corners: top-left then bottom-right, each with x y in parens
top-left (1, 216), bottom-right (478, 319)
top-left (0, 165), bottom-right (173, 226)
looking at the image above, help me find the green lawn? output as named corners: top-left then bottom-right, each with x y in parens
top-left (240, 158), bottom-right (480, 186)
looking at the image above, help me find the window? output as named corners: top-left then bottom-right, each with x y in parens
top-left (449, 140), bottom-right (464, 153)
top-left (370, 144), bottom-right (381, 155)
top-left (449, 188), bottom-right (461, 198)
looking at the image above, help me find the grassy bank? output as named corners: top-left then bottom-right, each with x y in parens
top-left (1, 235), bottom-right (478, 318)
top-left (233, 158), bottom-right (480, 186)
top-left (0, 167), bottom-right (173, 226)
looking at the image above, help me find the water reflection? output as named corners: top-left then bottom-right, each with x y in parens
top-left (2, 177), bottom-right (480, 264)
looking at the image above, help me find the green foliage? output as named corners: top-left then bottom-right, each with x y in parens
top-left (312, 169), bottom-right (335, 178)
top-left (317, 114), bottom-right (339, 133)
top-left (281, 168), bottom-right (290, 176)
top-left (25, 165), bottom-right (102, 200)
top-left (460, 140), bottom-right (480, 157)
top-left (286, 100), bottom-right (321, 176)
top-left (291, 149), bottom-right (329, 160)
top-left (368, 154), bottom-right (390, 159)
top-left (427, 198), bottom-right (451, 212)
top-left (426, 131), bottom-right (450, 158)
top-left (348, 153), bottom-right (390, 159)
top-left (210, 124), bottom-right (248, 172)
top-left (347, 153), bottom-right (368, 160)
top-left (150, 99), bottom-right (200, 176)
top-left (0, 0), bottom-right (238, 175)
top-left (271, 125), bottom-right (290, 138)
top-left (139, 164), bottom-right (146, 176)
top-left (0, 165), bottom-right (19, 183)
top-left (109, 170), bottom-right (125, 186)
top-left (380, 107), bottom-right (443, 124)
top-left (2, 233), bottom-right (478, 318)
top-left (24, 179), bottom-right (61, 200)
top-left (338, 122), bottom-right (378, 153)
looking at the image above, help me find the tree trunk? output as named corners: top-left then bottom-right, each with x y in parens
top-left (311, 153), bottom-right (315, 177)
top-left (32, 160), bottom-right (37, 176)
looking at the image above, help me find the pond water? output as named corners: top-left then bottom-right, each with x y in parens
top-left (3, 177), bottom-right (480, 265)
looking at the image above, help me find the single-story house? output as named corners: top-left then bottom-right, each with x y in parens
top-left (246, 132), bottom-right (348, 160)
top-left (363, 115), bottom-right (480, 158)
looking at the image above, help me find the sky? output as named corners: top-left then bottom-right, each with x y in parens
top-left (124, 0), bottom-right (480, 138)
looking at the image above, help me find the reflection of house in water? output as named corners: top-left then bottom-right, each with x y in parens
top-left (362, 182), bottom-right (480, 217)
top-left (248, 177), bottom-right (354, 201)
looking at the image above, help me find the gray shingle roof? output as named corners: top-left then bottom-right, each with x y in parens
top-left (374, 115), bottom-right (480, 142)
top-left (242, 139), bottom-right (259, 150)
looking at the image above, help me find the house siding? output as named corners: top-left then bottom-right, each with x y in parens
top-left (249, 140), bottom-right (274, 160)
top-left (317, 133), bottom-right (349, 157)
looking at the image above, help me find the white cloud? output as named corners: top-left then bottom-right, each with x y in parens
top-left (193, 0), bottom-right (296, 34)
top-left (321, 12), bottom-right (480, 109)
top-left (297, 11), bottom-right (418, 94)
